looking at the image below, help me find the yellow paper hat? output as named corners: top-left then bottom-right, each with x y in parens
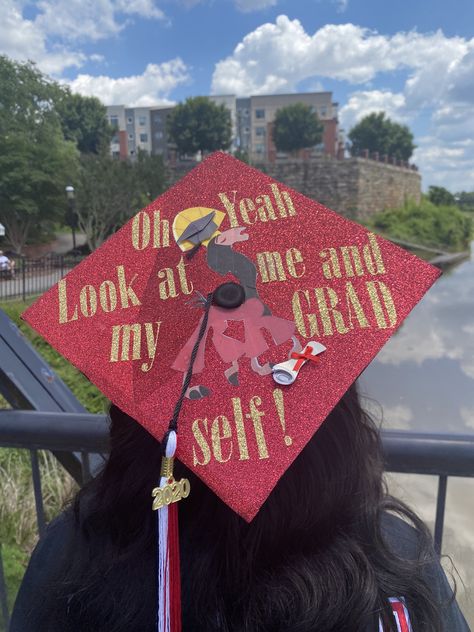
top-left (172, 207), bottom-right (225, 252)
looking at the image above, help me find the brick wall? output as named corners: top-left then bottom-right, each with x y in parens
top-left (167, 155), bottom-right (421, 220)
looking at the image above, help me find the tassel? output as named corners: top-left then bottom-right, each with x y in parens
top-left (154, 294), bottom-right (211, 631)
top-left (168, 502), bottom-right (181, 631)
top-left (156, 431), bottom-right (182, 632)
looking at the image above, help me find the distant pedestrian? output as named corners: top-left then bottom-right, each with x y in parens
top-left (0, 249), bottom-right (15, 277)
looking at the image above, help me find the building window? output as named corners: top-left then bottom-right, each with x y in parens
top-left (255, 109), bottom-right (265, 119)
top-left (154, 113), bottom-right (162, 123)
top-left (320, 106), bottom-right (327, 117)
top-left (110, 115), bottom-right (119, 128)
top-left (138, 115), bottom-right (147, 126)
top-left (255, 126), bottom-right (265, 136)
top-left (128, 133), bottom-right (134, 140)
top-left (154, 131), bottom-right (163, 140)
top-left (140, 133), bottom-right (148, 143)
top-left (127, 117), bottom-right (133, 124)
top-left (112, 151), bottom-right (120, 157)
top-left (255, 143), bottom-right (265, 153)
top-left (244, 127), bottom-right (250, 134)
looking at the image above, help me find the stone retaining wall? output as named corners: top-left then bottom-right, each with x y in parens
top-left (167, 155), bottom-right (421, 220)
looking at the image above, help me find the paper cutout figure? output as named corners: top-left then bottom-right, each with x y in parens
top-left (171, 222), bottom-right (300, 398)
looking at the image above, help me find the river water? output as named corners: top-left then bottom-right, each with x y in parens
top-left (360, 241), bottom-right (474, 624)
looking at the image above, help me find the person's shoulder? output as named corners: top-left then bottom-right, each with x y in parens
top-left (22, 508), bottom-right (76, 581)
top-left (40, 508), bottom-right (76, 547)
top-left (380, 510), bottom-right (425, 560)
top-left (380, 511), bottom-right (471, 631)
top-left (10, 509), bottom-right (77, 631)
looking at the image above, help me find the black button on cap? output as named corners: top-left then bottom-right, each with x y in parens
top-left (212, 282), bottom-right (245, 309)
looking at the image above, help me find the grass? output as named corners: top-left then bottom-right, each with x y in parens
top-left (0, 449), bottom-right (78, 618)
top-left (1, 297), bottom-right (105, 622)
top-left (0, 298), bottom-right (108, 414)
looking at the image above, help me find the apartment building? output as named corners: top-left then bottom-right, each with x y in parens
top-left (107, 105), bottom-right (154, 159)
top-left (106, 91), bottom-right (343, 161)
top-left (243, 92), bottom-right (343, 161)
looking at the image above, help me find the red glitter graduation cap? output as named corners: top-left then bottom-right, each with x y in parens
top-left (23, 151), bottom-right (440, 520)
top-left (23, 153), bottom-right (439, 631)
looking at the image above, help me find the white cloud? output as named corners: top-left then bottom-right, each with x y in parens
top-left (68, 59), bottom-right (189, 106)
top-left (211, 16), bottom-right (474, 190)
top-left (382, 404), bottom-right (414, 430)
top-left (340, 90), bottom-right (407, 130)
top-left (0, 0), bottom-right (86, 74)
top-left (211, 18), bottom-right (472, 96)
top-left (0, 0), bottom-right (166, 75)
top-left (35, 0), bottom-right (165, 42)
top-left (413, 136), bottom-right (474, 192)
top-left (234, 0), bottom-right (277, 12)
top-left (116, 0), bottom-right (165, 19)
top-left (460, 406), bottom-right (474, 429)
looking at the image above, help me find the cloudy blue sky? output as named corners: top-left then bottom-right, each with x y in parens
top-left (2, 0), bottom-right (474, 191)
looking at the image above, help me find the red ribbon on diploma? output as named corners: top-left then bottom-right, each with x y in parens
top-left (290, 346), bottom-right (320, 372)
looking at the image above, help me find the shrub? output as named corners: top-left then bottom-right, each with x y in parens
top-left (370, 199), bottom-right (473, 252)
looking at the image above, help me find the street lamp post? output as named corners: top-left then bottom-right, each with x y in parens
top-left (65, 185), bottom-right (77, 251)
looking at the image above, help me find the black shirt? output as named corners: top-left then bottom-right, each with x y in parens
top-left (10, 511), bottom-right (471, 631)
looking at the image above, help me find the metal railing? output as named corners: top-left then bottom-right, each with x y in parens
top-left (1, 410), bottom-right (474, 629)
top-left (0, 254), bottom-right (84, 302)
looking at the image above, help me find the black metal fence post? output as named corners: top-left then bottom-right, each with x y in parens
top-left (21, 256), bottom-right (26, 302)
top-left (30, 450), bottom-right (46, 539)
top-left (0, 545), bottom-right (9, 631)
top-left (434, 475), bottom-right (448, 555)
top-left (0, 253), bottom-right (83, 302)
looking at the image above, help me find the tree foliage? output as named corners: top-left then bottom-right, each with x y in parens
top-left (75, 151), bottom-right (167, 251)
top-left (272, 103), bottom-right (323, 153)
top-left (348, 112), bottom-right (415, 161)
top-left (427, 185), bottom-right (456, 207)
top-left (455, 191), bottom-right (474, 213)
top-left (134, 149), bottom-right (167, 204)
top-left (167, 97), bottom-right (232, 156)
top-left (56, 91), bottom-right (113, 154)
top-left (0, 56), bottom-right (79, 253)
top-left (370, 198), bottom-right (472, 252)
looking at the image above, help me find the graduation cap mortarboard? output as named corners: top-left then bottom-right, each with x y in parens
top-left (22, 152), bottom-right (440, 632)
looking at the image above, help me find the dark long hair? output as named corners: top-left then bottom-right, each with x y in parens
top-left (42, 384), bottom-right (442, 631)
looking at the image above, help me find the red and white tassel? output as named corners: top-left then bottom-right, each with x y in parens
top-left (157, 430), bottom-right (182, 632)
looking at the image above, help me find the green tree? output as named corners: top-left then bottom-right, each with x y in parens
top-left (167, 97), bottom-right (232, 156)
top-left (0, 56), bottom-right (79, 253)
top-left (74, 151), bottom-right (168, 250)
top-left (56, 91), bottom-right (113, 154)
top-left (233, 148), bottom-right (250, 164)
top-left (134, 149), bottom-right (167, 205)
top-left (272, 103), bottom-right (323, 153)
top-left (455, 191), bottom-right (474, 213)
top-left (427, 185), bottom-right (456, 207)
top-left (75, 153), bottom-right (138, 251)
top-left (348, 112), bottom-right (415, 161)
